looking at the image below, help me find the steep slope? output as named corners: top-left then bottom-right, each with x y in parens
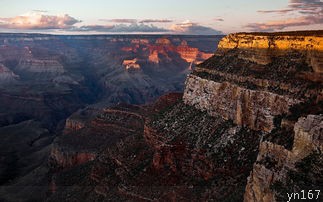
top-left (47, 93), bottom-right (260, 201)
top-left (0, 64), bottom-right (19, 84)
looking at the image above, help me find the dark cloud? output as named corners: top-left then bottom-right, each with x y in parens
top-left (214, 18), bottom-right (224, 22)
top-left (289, 0), bottom-right (323, 9)
top-left (170, 21), bottom-right (223, 35)
top-left (258, 0), bottom-right (323, 13)
top-left (73, 20), bottom-right (222, 35)
top-left (0, 13), bottom-right (80, 29)
top-left (246, 15), bottom-right (323, 31)
top-left (74, 23), bottom-right (168, 33)
top-left (247, 0), bottom-right (323, 31)
top-left (100, 19), bottom-right (173, 24)
top-left (257, 9), bottom-right (294, 14)
top-left (138, 19), bottom-right (173, 23)
top-left (99, 19), bottom-right (138, 24)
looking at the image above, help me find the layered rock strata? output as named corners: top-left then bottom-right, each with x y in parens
top-left (217, 32), bottom-right (323, 73)
top-left (184, 31), bottom-right (323, 132)
top-left (182, 31), bottom-right (323, 201)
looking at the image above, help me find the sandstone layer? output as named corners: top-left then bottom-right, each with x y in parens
top-left (217, 32), bottom-right (323, 73)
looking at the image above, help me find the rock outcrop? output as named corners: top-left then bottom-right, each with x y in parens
top-left (244, 115), bottom-right (323, 202)
top-left (0, 63), bottom-right (19, 83)
top-left (122, 58), bottom-right (141, 70)
top-left (217, 32), bottom-right (323, 72)
top-left (184, 74), bottom-right (300, 132)
top-left (18, 59), bottom-right (65, 74)
top-left (49, 104), bottom-right (146, 170)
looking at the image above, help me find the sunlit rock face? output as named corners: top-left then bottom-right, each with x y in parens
top-left (122, 58), bottom-right (141, 70)
top-left (176, 40), bottom-right (199, 63)
top-left (144, 38), bottom-right (215, 65)
top-left (217, 32), bottom-right (323, 73)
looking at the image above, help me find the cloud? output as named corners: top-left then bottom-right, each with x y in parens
top-left (0, 12), bottom-right (80, 29)
top-left (214, 18), bottom-right (224, 22)
top-left (257, 9), bottom-right (294, 14)
top-left (73, 20), bottom-right (223, 35)
top-left (0, 12), bottom-right (222, 35)
top-left (74, 23), bottom-right (168, 33)
top-left (32, 10), bottom-right (48, 13)
top-left (258, 0), bottom-right (323, 14)
top-left (100, 19), bottom-right (138, 24)
top-left (247, 0), bottom-right (323, 31)
top-left (99, 18), bottom-right (173, 24)
top-left (246, 15), bottom-right (323, 31)
top-left (138, 19), bottom-right (173, 23)
top-left (289, 0), bottom-right (323, 9)
top-left (170, 20), bottom-right (223, 35)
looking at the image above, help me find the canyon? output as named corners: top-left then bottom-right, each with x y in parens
top-left (0, 34), bottom-right (220, 202)
top-left (0, 30), bottom-right (322, 202)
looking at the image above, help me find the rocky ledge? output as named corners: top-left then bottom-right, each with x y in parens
top-left (49, 104), bottom-right (146, 170)
top-left (184, 31), bottom-right (323, 132)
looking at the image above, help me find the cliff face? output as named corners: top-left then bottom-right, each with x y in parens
top-left (182, 31), bottom-right (323, 201)
top-left (184, 74), bottom-right (300, 132)
top-left (244, 115), bottom-right (323, 202)
top-left (184, 31), bottom-right (323, 132)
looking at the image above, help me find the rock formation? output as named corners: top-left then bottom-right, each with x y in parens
top-left (184, 74), bottom-right (300, 132)
top-left (244, 115), bottom-right (323, 202)
top-left (182, 31), bottom-right (323, 201)
top-left (122, 58), bottom-right (141, 70)
top-left (2, 31), bottom-right (322, 202)
top-left (0, 63), bottom-right (19, 83)
top-left (18, 59), bottom-right (65, 74)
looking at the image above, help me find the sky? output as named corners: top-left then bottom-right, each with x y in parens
top-left (0, 0), bottom-right (322, 35)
